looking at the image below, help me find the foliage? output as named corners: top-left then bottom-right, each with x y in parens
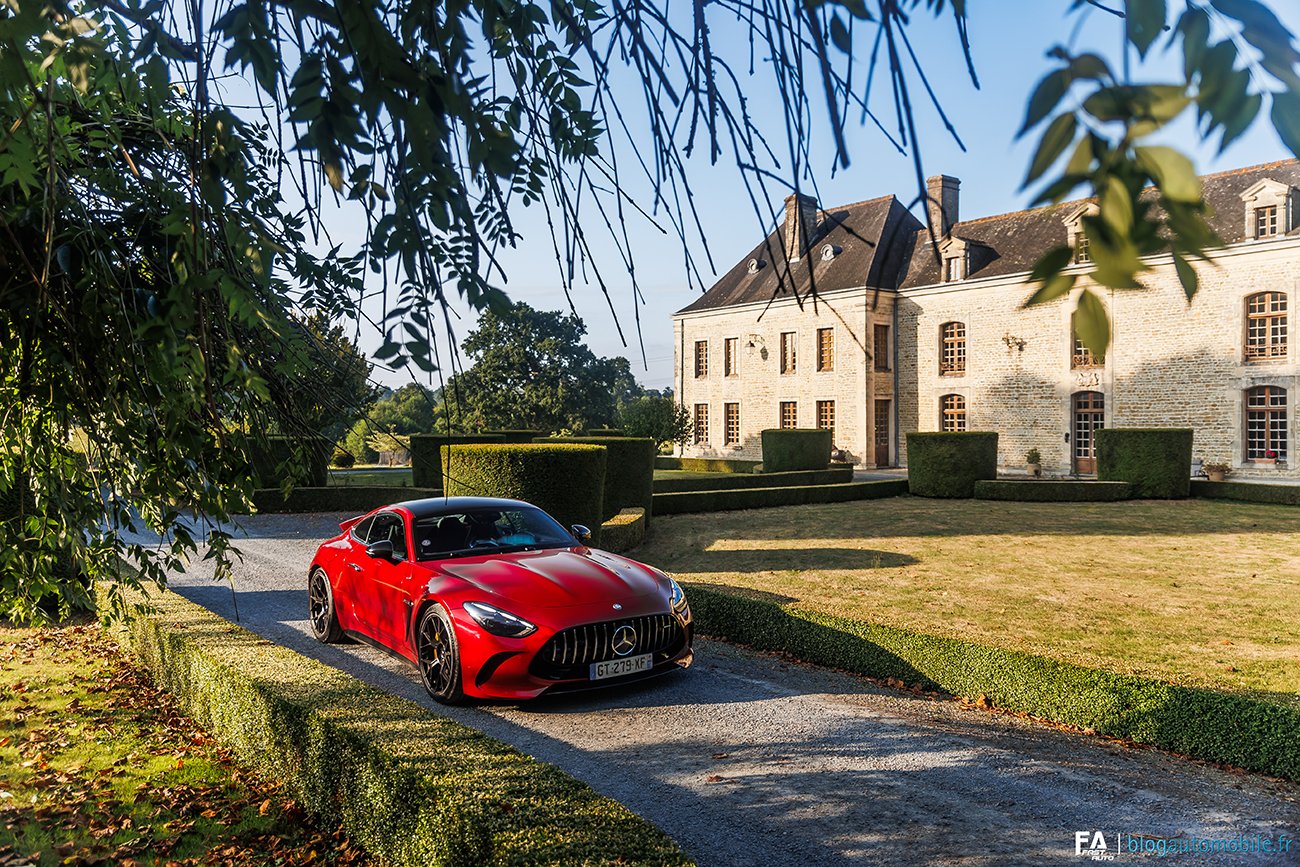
top-left (618, 397), bottom-right (692, 451)
top-left (973, 480), bottom-right (1133, 502)
top-left (653, 466), bottom-right (854, 493)
top-left (408, 435), bottom-right (505, 489)
top-left (653, 457), bottom-right (763, 474)
top-left (1096, 428), bottom-right (1194, 498)
top-left (599, 508), bottom-right (646, 553)
top-left (1025, 448), bottom-right (1042, 465)
top-left (1192, 479), bottom-right (1300, 505)
top-left (1020, 1), bottom-right (1300, 354)
top-left (652, 480), bottom-right (905, 516)
top-left (540, 437), bottom-right (655, 520)
top-left (113, 587), bottom-right (691, 865)
top-left (905, 433), bottom-right (999, 498)
top-left (331, 448), bottom-right (356, 469)
top-left (442, 303), bottom-right (643, 434)
top-left (683, 585), bottom-right (1300, 780)
top-left (276, 311), bottom-right (379, 443)
top-left (249, 486), bottom-right (439, 514)
top-left (760, 429), bottom-right (833, 473)
top-left (1201, 460), bottom-right (1231, 475)
top-left (485, 430), bottom-right (544, 444)
top-left (441, 444), bottom-right (606, 541)
top-left (341, 384), bottom-right (440, 464)
top-left (249, 436), bottom-right (331, 488)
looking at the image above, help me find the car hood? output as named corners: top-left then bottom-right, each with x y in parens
top-left (431, 548), bottom-right (665, 609)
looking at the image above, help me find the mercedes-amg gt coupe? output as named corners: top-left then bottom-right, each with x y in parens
top-left (307, 496), bottom-right (693, 703)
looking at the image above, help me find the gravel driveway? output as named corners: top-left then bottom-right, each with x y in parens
top-left (147, 513), bottom-right (1299, 866)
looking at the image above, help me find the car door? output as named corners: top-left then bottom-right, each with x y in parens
top-left (333, 515), bottom-right (376, 635)
top-left (363, 512), bottom-right (416, 651)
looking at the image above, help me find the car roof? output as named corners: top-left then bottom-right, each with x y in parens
top-left (392, 496), bottom-right (536, 520)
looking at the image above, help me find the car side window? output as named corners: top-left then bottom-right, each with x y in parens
top-left (371, 513), bottom-right (409, 560)
top-left (351, 516), bottom-right (375, 544)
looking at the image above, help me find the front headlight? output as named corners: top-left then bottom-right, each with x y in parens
top-left (462, 601), bottom-right (537, 638)
top-left (668, 577), bottom-right (689, 614)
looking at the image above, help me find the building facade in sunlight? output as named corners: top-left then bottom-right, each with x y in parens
top-left (672, 160), bottom-right (1300, 479)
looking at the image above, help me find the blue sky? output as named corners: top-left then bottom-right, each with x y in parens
top-left (345, 1), bottom-right (1300, 391)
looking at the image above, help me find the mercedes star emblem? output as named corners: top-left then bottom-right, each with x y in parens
top-left (612, 603), bottom-right (623, 610)
top-left (611, 625), bottom-right (637, 656)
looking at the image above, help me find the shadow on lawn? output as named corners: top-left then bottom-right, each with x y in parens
top-left (653, 547), bottom-right (918, 573)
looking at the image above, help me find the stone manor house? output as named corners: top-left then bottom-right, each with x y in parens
top-left (672, 159), bottom-right (1300, 479)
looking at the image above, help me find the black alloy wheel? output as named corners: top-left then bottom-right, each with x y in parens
top-left (308, 568), bottom-right (343, 643)
top-left (416, 605), bottom-right (465, 704)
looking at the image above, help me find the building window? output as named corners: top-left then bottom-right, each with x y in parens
top-left (724, 402), bottom-right (740, 445)
top-left (873, 324), bottom-right (890, 372)
top-left (943, 256), bottom-right (965, 282)
top-left (816, 328), bottom-right (834, 371)
top-left (693, 404), bottom-right (709, 444)
top-left (1072, 335), bottom-right (1103, 369)
top-left (780, 332), bottom-right (796, 374)
top-left (816, 400), bottom-right (835, 432)
top-left (940, 322), bottom-right (966, 374)
top-left (1246, 292), bottom-right (1288, 361)
top-left (1255, 205), bottom-right (1280, 239)
top-left (1246, 386), bottom-right (1287, 461)
top-left (941, 394), bottom-right (966, 431)
top-left (1074, 235), bottom-right (1091, 263)
top-left (724, 337), bottom-right (738, 376)
top-left (694, 340), bottom-right (708, 378)
top-left (779, 401), bottom-right (798, 429)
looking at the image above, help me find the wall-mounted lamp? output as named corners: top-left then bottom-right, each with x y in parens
top-left (1002, 333), bottom-right (1027, 352)
top-left (745, 334), bottom-right (766, 350)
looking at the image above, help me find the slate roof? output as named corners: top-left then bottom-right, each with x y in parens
top-left (675, 195), bottom-right (922, 314)
top-left (899, 158), bottom-right (1300, 289)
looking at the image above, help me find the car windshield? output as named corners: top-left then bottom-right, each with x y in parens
top-left (413, 507), bottom-right (575, 560)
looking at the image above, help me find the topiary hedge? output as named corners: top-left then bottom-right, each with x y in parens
top-left (652, 480), bottom-right (906, 516)
top-left (1096, 428), bottom-right (1193, 498)
top-left (684, 585), bottom-right (1300, 780)
top-left (653, 457), bottom-right (762, 473)
top-left (587, 428), bottom-right (625, 437)
top-left (537, 436), bottom-right (655, 520)
top-left (249, 486), bottom-right (441, 514)
top-left (905, 432), bottom-right (998, 498)
top-left (973, 480), bottom-right (1133, 502)
top-left (409, 435), bottom-right (505, 488)
top-left (599, 508), bottom-right (646, 553)
top-left (759, 428), bottom-right (832, 473)
top-left (250, 435), bottom-right (332, 488)
top-left (485, 430), bottom-right (543, 444)
top-left (1191, 479), bottom-right (1300, 505)
top-left (442, 444), bottom-right (606, 543)
top-left (653, 466), bottom-right (854, 494)
top-left (108, 585), bottom-right (690, 865)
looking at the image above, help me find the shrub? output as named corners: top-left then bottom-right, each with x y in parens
top-left (537, 436), bottom-right (654, 520)
top-left (1096, 428), bottom-right (1193, 498)
top-left (484, 430), bottom-right (542, 444)
top-left (973, 480), bottom-right (1133, 502)
top-left (653, 467), bottom-right (854, 493)
top-left (250, 435), bottom-right (332, 487)
top-left (684, 585), bottom-right (1300, 780)
top-left (409, 435), bottom-right (505, 488)
top-left (330, 448), bottom-right (356, 469)
top-left (1191, 479), bottom-right (1300, 506)
top-left (653, 457), bottom-right (761, 473)
top-left (905, 432), bottom-right (997, 498)
top-left (652, 480), bottom-right (906, 516)
top-left (600, 508), bottom-right (646, 553)
top-left (759, 429), bottom-right (832, 473)
top-left (110, 586), bottom-right (690, 866)
top-left (249, 487), bottom-right (440, 514)
top-left (443, 444), bottom-right (606, 542)
top-left (587, 428), bottom-right (625, 437)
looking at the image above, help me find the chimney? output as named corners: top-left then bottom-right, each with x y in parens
top-left (926, 175), bottom-right (960, 237)
top-left (783, 192), bottom-right (820, 260)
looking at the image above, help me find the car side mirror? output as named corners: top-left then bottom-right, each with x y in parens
top-left (570, 525), bottom-right (592, 544)
top-left (365, 539), bottom-right (395, 559)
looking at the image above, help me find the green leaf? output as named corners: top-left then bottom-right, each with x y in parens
top-left (1178, 7), bottom-right (1210, 81)
top-left (1125, 0), bottom-right (1167, 58)
top-left (1135, 145), bottom-right (1201, 203)
top-left (1089, 236), bottom-right (1146, 289)
top-left (1073, 289), bottom-right (1112, 356)
top-left (1173, 252), bottom-right (1199, 301)
top-left (1100, 176), bottom-right (1133, 235)
top-left (1023, 271), bottom-right (1076, 307)
top-left (1270, 91), bottom-right (1300, 161)
top-left (1023, 113), bottom-right (1077, 188)
top-left (1019, 69), bottom-right (1072, 136)
top-left (1218, 91), bottom-right (1261, 153)
top-left (1028, 244), bottom-right (1076, 284)
top-left (829, 14), bottom-right (851, 54)
top-left (1069, 53), bottom-right (1112, 81)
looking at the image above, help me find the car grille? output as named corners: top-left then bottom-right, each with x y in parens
top-left (530, 613), bottom-right (685, 680)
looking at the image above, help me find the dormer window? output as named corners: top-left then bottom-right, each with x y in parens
top-left (1241, 179), bottom-right (1293, 241)
top-left (1062, 203), bottom-right (1098, 266)
top-left (943, 256), bottom-right (965, 282)
top-left (1074, 235), bottom-right (1091, 263)
top-left (1255, 206), bottom-right (1279, 239)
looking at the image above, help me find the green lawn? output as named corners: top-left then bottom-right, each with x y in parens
top-left (0, 624), bottom-right (369, 865)
top-left (637, 497), bottom-right (1300, 704)
top-left (327, 467), bottom-right (414, 486)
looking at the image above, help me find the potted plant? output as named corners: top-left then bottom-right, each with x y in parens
top-left (1025, 447), bottom-right (1042, 478)
top-left (1203, 460), bottom-right (1230, 482)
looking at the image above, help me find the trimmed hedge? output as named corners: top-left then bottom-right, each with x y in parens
top-left (250, 435), bottom-right (331, 488)
top-left (653, 456), bottom-right (762, 473)
top-left (485, 430), bottom-right (543, 444)
top-left (905, 432), bottom-right (998, 498)
top-left (1096, 428), bottom-right (1193, 499)
top-left (1191, 479), bottom-right (1300, 505)
top-left (538, 436), bottom-right (655, 520)
top-left (759, 428), bottom-right (832, 473)
top-left (249, 486), bottom-right (440, 514)
top-left (442, 444), bottom-right (606, 543)
top-left (600, 508), bottom-right (646, 553)
top-left (410, 435), bottom-right (505, 488)
top-left (973, 480), bottom-right (1133, 502)
top-left (653, 480), bottom-right (907, 516)
top-left (653, 466), bottom-right (854, 494)
top-left (109, 586), bottom-right (689, 865)
top-left (684, 585), bottom-right (1300, 780)
top-left (587, 428), bottom-right (625, 437)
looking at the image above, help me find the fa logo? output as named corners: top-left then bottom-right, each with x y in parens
top-left (1075, 831), bottom-right (1114, 860)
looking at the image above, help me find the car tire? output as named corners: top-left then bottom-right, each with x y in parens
top-left (416, 604), bottom-right (465, 705)
top-left (307, 567), bottom-right (344, 643)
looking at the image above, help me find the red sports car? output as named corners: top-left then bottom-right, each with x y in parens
top-left (307, 496), bottom-right (693, 703)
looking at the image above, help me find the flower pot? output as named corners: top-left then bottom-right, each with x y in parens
top-left (1026, 462), bottom-right (1041, 478)
top-left (1207, 469), bottom-right (1226, 482)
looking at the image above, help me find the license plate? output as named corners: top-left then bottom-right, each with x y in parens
top-left (590, 653), bottom-right (653, 681)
